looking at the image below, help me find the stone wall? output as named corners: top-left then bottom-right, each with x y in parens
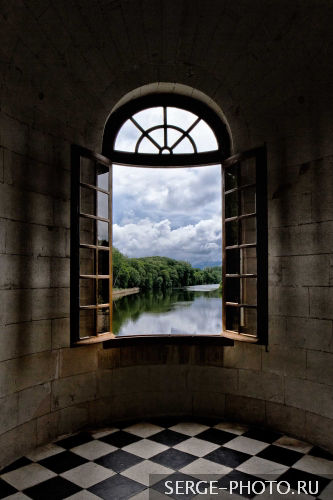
top-left (1, 0), bottom-right (333, 469)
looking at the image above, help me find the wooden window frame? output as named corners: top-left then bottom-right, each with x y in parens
top-left (70, 95), bottom-right (267, 346)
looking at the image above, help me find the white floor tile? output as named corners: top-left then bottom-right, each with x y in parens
top-left (4, 494), bottom-right (31, 500)
top-left (122, 439), bottom-right (168, 459)
top-left (61, 462), bottom-right (114, 488)
top-left (318, 479), bottom-right (333, 500)
top-left (179, 457), bottom-right (232, 478)
top-left (273, 436), bottom-right (313, 454)
top-left (293, 454), bottom-right (333, 477)
top-left (236, 456), bottom-right (288, 480)
top-left (223, 436), bottom-right (269, 455)
top-left (1, 463), bottom-right (56, 490)
top-left (71, 439), bottom-right (117, 460)
top-left (123, 422), bottom-right (164, 438)
top-left (25, 443), bottom-right (65, 461)
top-left (169, 422), bottom-right (209, 436)
top-left (91, 428), bottom-right (119, 439)
top-left (121, 459), bottom-right (173, 486)
top-left (173, 437), bottom-right (219, 457)
top-left (130, 490), bottom-right (150, 500)
top-left (66, 491), bottom-right (101, 499)
top-left (213, 422), bottom-right (248, 435)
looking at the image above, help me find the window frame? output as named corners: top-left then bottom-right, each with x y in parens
top-left (70, 94), bottom-right (267, 346)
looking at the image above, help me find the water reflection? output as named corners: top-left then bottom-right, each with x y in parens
top-left (112, 285), bottom-right (222, 336)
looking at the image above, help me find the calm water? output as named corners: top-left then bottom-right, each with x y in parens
top-left (112, 284), bottom-right (222, 336)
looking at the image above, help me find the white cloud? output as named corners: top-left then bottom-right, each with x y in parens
top-left (113, 215), bottom-right (222, 266)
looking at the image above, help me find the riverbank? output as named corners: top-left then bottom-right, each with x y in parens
top-left (112, 287), bottom-right (140, 300)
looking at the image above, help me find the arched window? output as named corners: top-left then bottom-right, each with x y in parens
top-left (70, 94), bottom-right (267, 346)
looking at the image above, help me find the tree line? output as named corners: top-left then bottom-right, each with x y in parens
top-left (111, 247), bottom-right (222, 290)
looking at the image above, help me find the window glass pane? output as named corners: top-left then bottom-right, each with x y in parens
top-left (241, 217), bottom-right (256, 245)
top-left (225, 277), bottom-right (240, 302)
top-left (97, 164), bottom-right (109, 191)
top-left (149, 128), bottom-right (164, 148)
top-left (80, 278), bottom-right (95, 306)
top-left (80, 248), bottom-right (95, 275)
top-left (98, 279), bottom-right (109, 304)
top-left (240, 186), bottom-right (256, 215)
top-left (225, 220), bottom-right (238, 246)
top-left (97, 308), bottom-right (110, 333)
top-left (225, 248), bottom-right (240, 275)
top-left (241, 307), bottom-right (257, 336)
top-left (225, 192), bottom-right (238, 218)
top-left (239, 157), bottom-right (256, 186)
top-left (80, 217), bottom-right (95, 245)
top-left (189, 120), bottom-right (218, 152)
top-left (97, 220), bottom-right (109, 246)
top-left (241, 278), bottom-right (257, 306)
top-left (167, 128), bottom-right (182, 148)
top-left (80, 157), bottom-right (95, 184)
top-left (138, 137), bottom-right (159, 153)
top-left (226, 306), bottom-right (239, 332)
top-left (241, 247), bottom-right (257, 275)
top-left (98, 249), bottom-right (109, 275)
top-left (115, 119), bottom-right (141, 152)
top-left (167, 107), bottom-right (198, 129)
top-left (225, 164), bottom-right (238, 191)
top-left (80, 186), bottom-right (95, 215)
top-left (133, 107), bottom-right (163, 129)
top-left (97, 192), bottom-right (109, 219)
top-left (172, 136), bottom-right (195, 153)
top-left (80, 309), bottom-right (95, 338)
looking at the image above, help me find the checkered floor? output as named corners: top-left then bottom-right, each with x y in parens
top-left (1, 418), bottom-right (333, 499)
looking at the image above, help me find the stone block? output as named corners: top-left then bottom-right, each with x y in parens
top-left (285, 317), bottom-right (333, 351)
top-left (0, 146), bottom-right (4, 183)
top-left (0, 289), bottom-right (32, 325)
top-left (58, 404), bottom-right (90, 437)
top-left (280, 255), bottom-right (330, 287)
top-left (0, 351), bottom-right (58, 398)
top-left (225, 394), bottom-right (266, 426)
top-left (0, 420), bottom-right (37, 471)
top-left (0, 393), bottom-right (19, 434)
top-left (36, 411), bottom-right (60, 447)
top-left (270, 221), bottom-right (333, 257)
top-left (5, 220), bottom-right (67, 257)
top-left (262, 345), bottom-right (306, 379)
top-left (285, 377), bottom-right (333, 419)
top-left (0, 255), bottom-right (50, 289)
top-left (269, 286), bottom-right (309, 317)
top-left (31, 287), bottom-right (69, 321)
top-left (188, 365), bottom-right (238, 394)
top-left (238, 369), bottom-right (284, 403)
top-left (51, 372), bottom-right (97, 410)
top-left (0, 183), bottom-right (53, 226)
top-left (50, 257), bottom-right (70, 288)
top-left (192, 391), bottom-right (226, 418)
top-left (51, 317), bottom-right (70, 349)
top-left (18, 383), bottom-right (51, 425)
top-left (0, 320), bottom-right (51, 362)
top-left (265, 401), bottom-right (306, 439)
top-left (310, 287), bottom-right (333, 320)
top-left (305, 412), bottom-right (333, 454)
top-left (223, 343), bottom-right (262, 370)
top-left (0, 113), bottom-right (28, 155)
top-left (59, 345), bottom-right (98, 377)
top-left (306, 350), bottom-right (333, 385)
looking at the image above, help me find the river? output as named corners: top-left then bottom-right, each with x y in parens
top-left (112, 284), bottom-right (222, 336)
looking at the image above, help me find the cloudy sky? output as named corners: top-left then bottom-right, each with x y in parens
top-left (112, 107), bottom-right (222, 268)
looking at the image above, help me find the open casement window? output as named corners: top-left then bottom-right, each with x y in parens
top-left (70, 145), bottom-right (114, 345)
top-left (70, 94), bottom-right (267, 345)
top-left (222, 146), bottom-right (268, 343)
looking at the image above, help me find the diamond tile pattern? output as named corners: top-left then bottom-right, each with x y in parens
top-left (0, 419), bottom-right (332, 499)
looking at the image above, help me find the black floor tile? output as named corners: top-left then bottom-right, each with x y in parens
top-left (56, 431), bottom-right (93, 449)
top-left (279, 468), bottom-right (330, 495)
top-left (150, 429), bottom-right (189, 447)
top-left (0, 456), bottom-right (32, 474)
top-left (153, 472), bottom-right (201, 500)
top-left (218, 470), bottom-right (263, 499)
top-left (205, 446), bottom-right (251, 468)
top-left (257, 444), bottom-right (303, 466)
top-left (196, 428), bottom-right (236, 446)
top-left (308, 446), bottom-right (333, 461)
top-left (24, 476), bottom-right (81, 500)
top-left (95, 449), bottom-right (143, 473)
top-left (89, 474), bottom-right (146, 500)
top-left (243, 428), bottom-right (282, 444)
top-left (151, 448), bottom-right (197, 470)
top-left (0, 478), bottom-right (18, 499)
top-left (100, 430), bottom-right (141, 448)
top-left (39, 450), bottom-right (88, 474)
